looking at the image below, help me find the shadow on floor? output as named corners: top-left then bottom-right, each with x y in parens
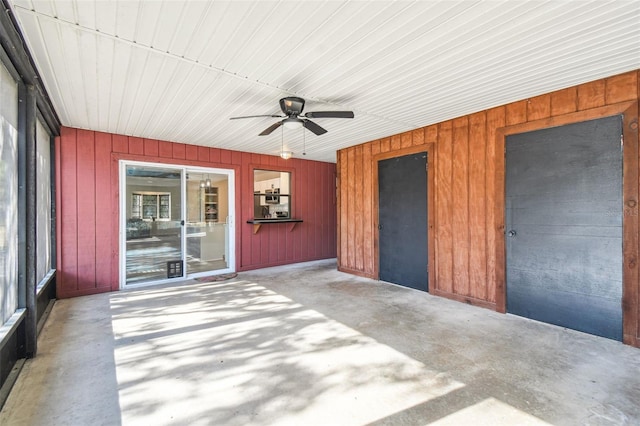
top-left (2, 259), bottom-right (639, 425)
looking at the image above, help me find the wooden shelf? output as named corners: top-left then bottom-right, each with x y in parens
top-left (204, 186), bottom-right (218, 222)
top-left (247, 218), bottom-right (303, 234)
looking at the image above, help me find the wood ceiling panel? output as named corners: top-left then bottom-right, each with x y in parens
top-left (8, 0), bottom-right (640, 163)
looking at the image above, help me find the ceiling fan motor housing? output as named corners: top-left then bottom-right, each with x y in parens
top-left (230, 96), bottom-right (353, 136)
top-left (280, 97), bottom-right (305, 116)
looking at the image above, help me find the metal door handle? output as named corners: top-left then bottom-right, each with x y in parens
top-left (508, 230), bottom-right (516, 237)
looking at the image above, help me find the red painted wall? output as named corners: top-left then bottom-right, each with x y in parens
top-left (55, 127), bottom-right (337, 298)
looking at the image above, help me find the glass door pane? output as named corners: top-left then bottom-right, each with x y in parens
top-left (185, 170), bottom-right (231, 275)
top-left (124, 165), bottom-right (183, 285)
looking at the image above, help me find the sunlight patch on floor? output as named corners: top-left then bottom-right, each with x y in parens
top-left (110, 280), bottom-right (465, 425)
top-left (432, 397), bottom-right (552, 425)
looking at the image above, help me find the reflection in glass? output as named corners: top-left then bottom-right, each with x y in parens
top-left (253, 169), bottom-right (291, 219)
top-left (185, 171), bottom-right (229, 275)
top-left (125, 165), bottom-right (182, 284)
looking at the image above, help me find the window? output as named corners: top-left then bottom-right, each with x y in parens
top-left (131, 193), bottom-right (171, 221)
top-left (0, 60), bottom-right (19, 325)
top-left (36, 118), bottom-right (52, 287)
top-left (253, 169), bottom-right (291, 219)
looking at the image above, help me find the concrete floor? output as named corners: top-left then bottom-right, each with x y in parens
top-left (1, 259), bottom-right (639, 426)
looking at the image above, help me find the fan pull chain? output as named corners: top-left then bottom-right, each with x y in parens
top-left (303, 126), bottom-right (306, 156)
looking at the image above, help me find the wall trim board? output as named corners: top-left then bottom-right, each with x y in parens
top-left (372, 144), bottom-right (436, 290)
top-left (494, 101), bottom-right (639, 347)
top-left (430, 288), bottom-right (497, 311)
top-left (337, 265), bottom-right (376, 279)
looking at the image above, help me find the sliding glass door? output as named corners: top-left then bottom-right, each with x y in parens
top-left (185, 170), bottom-right (232, 276)
top-left (122, 164), bottom-right (184, 285)
top-left (120, 161), bottom-right (234, 288)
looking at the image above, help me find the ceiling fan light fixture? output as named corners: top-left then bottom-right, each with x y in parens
top-left (280, 151), bottom-right (293, 160)
top-left (283, 117), bottom-right (303, 129)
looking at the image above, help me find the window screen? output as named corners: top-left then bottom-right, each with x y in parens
top-left (0, 61), bottom-right (19, 325)
top-left (36, 118), bottom-right (52, 287)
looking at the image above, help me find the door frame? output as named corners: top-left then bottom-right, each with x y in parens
top-left (495, 101), bottom-right (639, 347)
top-left (118, 160), bottom-right (236, 289)
top-left (373, 144), bottom-right (435, 289)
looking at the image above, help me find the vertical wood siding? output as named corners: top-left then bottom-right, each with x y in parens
top-left (337, 70), bottom-right (640, 346)
top-left (55, 129), bottom-right (336, 298)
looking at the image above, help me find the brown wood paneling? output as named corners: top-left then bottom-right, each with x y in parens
top-left (335, 69), bottom-right (639, 347)
top-left (412, 129), bottom-right (424, 146)
top-left (551, 87), bottom-right (577, 116)
top-left (346, 148), bottom-right (356, 270)
top-left (426, 143), bottom-right (436, 290)
top-left (452, 117), bottom-right (470, 296)
top-left (606, 71), bottom-right (638, 104)
top-left (527, 94), bottom-right (551, 121)
top-left (485, 106), bottom-right (505, 305)
top-left (401, 132), bottom-right (412, 148)
top-left (380, 138), bottom-right (391, 153)
top-left (339, 150), bottom-right (348, 267)
top-left (391, 135), bottom-right (402, 151)
top-left (425, 125), bottom-right (437, 144)
top-left (436, 121), bottom-right (453, 293)
top-left (371, 140), bottom-right (381, 156)
top-left (362, 143), bottom-right (374, 275)
top-left (354, 146), bottom-right (364, 271)
top-left (468, 112), bottom-right (487, 300)
top-left (622, 101), bottom-right (639, 346)
top-left (577, 80), bottom-right (606, 110)
top-left (506, 100), bottom-right (527, 125)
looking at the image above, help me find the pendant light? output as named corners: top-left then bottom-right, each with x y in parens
top-left (280, 125), bottom-right (293, 160)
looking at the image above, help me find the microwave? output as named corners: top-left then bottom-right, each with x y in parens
top-left (265, 188), bottom-right (279, 204)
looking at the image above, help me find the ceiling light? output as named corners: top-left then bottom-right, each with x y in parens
top-left (283, 118), bottom-right (303, 129)
top-left (280, 151), bottom-right (293, 160)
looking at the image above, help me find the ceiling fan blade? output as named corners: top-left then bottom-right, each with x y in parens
top-left (259, 121), bottom-right (283, 136)
top-left (304, 111), bottom-right (354, 119)
top-left (230, 114), bottom-right (283, 120)
top-left (303, 119), bottom-right (327, 135)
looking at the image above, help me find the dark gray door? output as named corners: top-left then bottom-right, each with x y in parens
top-left (506, 115), bottom-right (623, 340)
top-left (378, 152), bottom-right (428, 291)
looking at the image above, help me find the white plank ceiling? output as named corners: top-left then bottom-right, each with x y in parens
top-left (9, 0), bottom-right (640, 163)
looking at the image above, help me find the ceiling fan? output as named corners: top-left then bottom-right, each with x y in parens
top-left (230, 97), bottom-right (354, 136)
